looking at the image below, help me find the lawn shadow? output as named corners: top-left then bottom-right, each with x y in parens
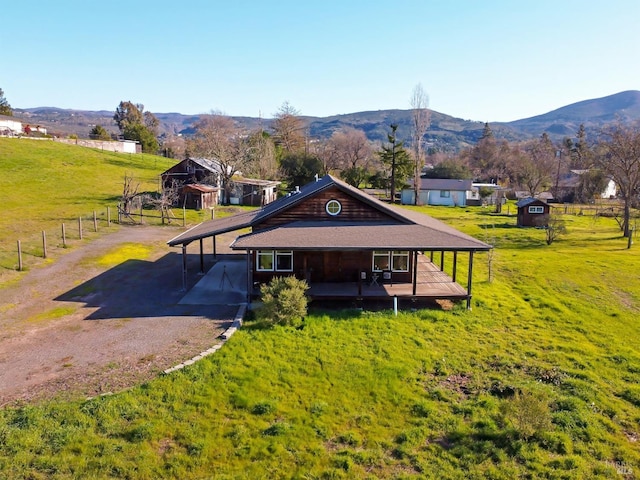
top-left (55, 252), bottom-right (239, 321)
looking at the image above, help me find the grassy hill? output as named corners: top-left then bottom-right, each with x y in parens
top-left (0, 138), bottom-right (180, 280)
top-left (0, 196), bottom-right (638, 477)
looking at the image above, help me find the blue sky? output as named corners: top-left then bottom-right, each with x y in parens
top-left (2, 0), bottom-right (638, 121)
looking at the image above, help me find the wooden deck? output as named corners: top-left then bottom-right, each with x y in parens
top-left (306, 257), bottom-right (468, 301)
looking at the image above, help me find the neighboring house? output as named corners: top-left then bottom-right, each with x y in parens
top-left (161, 157), bottom-right (223, 208)
top-left (402, 178), bottom-right (473, 206)
top-left (229, 178), bottom-right (281, 207)
top-left (168, 175), bottom-right (491, 309)
top-left (555, 169), bottom-right (617, 201)
top-left (516, 197), bottom-right (551, 227)
top-left (180, 184), bottom-right (220, 210)
top-left (0, 115), bottom-right (22, 135)
top-left (161, 157), bottom-right (223, 191)
top-left (467, 183), bottom-right (503, 206)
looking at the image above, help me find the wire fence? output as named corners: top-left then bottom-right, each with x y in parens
top-left (0, 205), bottom-right (190, 274)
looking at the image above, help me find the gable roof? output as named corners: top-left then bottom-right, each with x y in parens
top-left (410, 178), bottom-right (473, 191)
top-left (161, 157), bottom-right (223, 176)
top-left (168, 174), bottom-right (491, 251)
top-left (516, 197), bottom-right (550, 208)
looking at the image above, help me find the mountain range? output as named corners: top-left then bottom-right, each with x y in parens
top-left (14, 90), bottom-right (640, 152)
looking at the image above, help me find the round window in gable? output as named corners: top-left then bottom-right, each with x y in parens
top-left (325, 199), bottom-right (342, 216)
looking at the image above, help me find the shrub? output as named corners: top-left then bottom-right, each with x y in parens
top-left (258, 276), bottom-right (309, 326)
top-left (500, 390), bottom-right (552, 440)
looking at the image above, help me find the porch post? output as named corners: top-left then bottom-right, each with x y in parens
top-left (213, 235), bottom-right (217, 259)
top-left (466, 251), bottom-right (475, 310)
top-left (452, 251), bottom-right (458, 282)
top-left (199, 238), bottom-right (205, 273)
top-left (246, 250), bottom-right (253, 304)
top-left (412, 251), bottom-right (418, 295)
top-left (440, 251), bottom-right (445, 272)
top-left (430, 250), bottom-right (434, 262)
top-left (181, 244), bottom-right (188, 291)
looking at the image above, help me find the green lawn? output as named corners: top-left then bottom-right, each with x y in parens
top-left (0, 138), bottom-right (217, 282)
top-left (0, 197), bottom-right (639, 478)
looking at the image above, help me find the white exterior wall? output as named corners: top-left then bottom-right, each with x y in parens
top-left (0, 118), bottom-right (23, 134)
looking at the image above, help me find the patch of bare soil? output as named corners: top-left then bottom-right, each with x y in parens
top-left (0, 225), bottom-right (239, 406)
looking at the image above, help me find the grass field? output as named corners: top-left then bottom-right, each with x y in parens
top-left (1, 139), bottom-right (639, 478)
top-left (0, 138), bottom-right (216, 283)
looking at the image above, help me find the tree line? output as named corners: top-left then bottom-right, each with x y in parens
top-left (2, 86), bottom-right (639, 237)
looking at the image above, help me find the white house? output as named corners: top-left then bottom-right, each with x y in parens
top-left (0, 115), bottom-right (22, 135)
top-left (402, 178), bottom-right (473, 206)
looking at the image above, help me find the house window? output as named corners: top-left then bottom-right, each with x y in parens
top-left (373, 251), bottom-right (390, 272)
top-left (256, 250), bottom-right (294, 272)
top-left (440, 190), bottom-right (451, 198)
top-left (391, 251), bottom-right (410, 272)
top-left (257, 251), bottom-right (274, 271)
top-left (325, 199), bottom-right (342, 216)
top-left (372, 251), bottom-right (410, 272)
top-left (275, 251), bottom-right (293, 271)
top-left (528, 206), bottom-right (544, 214)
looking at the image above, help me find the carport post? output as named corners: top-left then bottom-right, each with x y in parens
top-left (181, 245), bottom-right (188, 291)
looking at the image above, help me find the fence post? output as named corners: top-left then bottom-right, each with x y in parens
top-left (140, 204), bottom-right (144, 224)
top-left (79, 217), bottom-right (83, 240)
top-left (17, 240), bottom-right (23, 271)
top-left (107, 206), bottom-right (111, 226)
top-left (42, 230), bottom-right (47, 258)
top-left (62, 223), bottom-right (66, 247)
top-left (628, 228), bottom-right (634, 249)
top-left (183, 207), bottom-right (186, 227)
top-left (93, 211), bottom-right (98, 232)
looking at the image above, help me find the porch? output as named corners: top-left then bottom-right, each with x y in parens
top-left (251, 254), bottom-right (471, 306)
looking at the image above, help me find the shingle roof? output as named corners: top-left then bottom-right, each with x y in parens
top-left (516, 197), bottom-right (549, 208)
top-left (410, 178), bottom-right (473, 191)
top-left (231, 220), bottom-right (490, 251)
top-left (168, 174), bottom-right (491, 251)
top-left (167, 210), bottom-right (257, 246)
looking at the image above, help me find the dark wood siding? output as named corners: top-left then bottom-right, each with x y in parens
top-left (255, 187), bottom-right (399, 231)
top-left (251, 249), bottom-right (414, 284)
top-left (517, 201), bottom-right (550, 227)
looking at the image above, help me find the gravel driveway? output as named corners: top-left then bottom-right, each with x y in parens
top-left (0, 225), bottom-right (243, 406)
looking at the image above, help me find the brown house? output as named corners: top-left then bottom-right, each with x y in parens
top-left (180, 184), bottom-right (220, 210)
top-left (161, 157), bottom-right (222, 188)
top-left (168, 175), bottom-right (491, 309)
top-left (229, 178), bottom-right (281, 207)
top-left (516, 197), bottom-right (551, 227)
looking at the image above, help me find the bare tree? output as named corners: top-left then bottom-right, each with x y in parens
top-left (324, 127), bottom-right (373, 187)
top-left (596, 121), bottom-right (640, 237)
top-left (410, 84), bottom-right (431, 204)
top-left (536, 212), bottom-right (567, 245)
top-left (118, 175), bottom-right (140, 223)
top-left (243, 129), bottom-right (279, 180)
top-left (272, 101), bottom-right (306, 156)
top-left (187, 113), bottom-right (247, 205)
top-left (149, 179), bottom-right (180, 224)
top-left (510, 134), bottom-right (557, 197)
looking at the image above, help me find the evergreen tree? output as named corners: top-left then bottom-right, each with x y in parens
top-left (89, 125), bottom-right (111, 140)
top-left (378, 124), bottom-right (412, 202)
top-left (0, 88), bottom-right (12, 116)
